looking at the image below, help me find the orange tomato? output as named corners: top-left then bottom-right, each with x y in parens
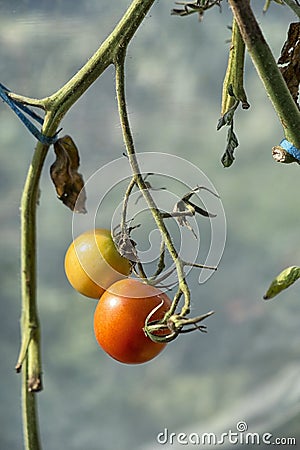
top-left (64, 229), bottom-right (132, 298)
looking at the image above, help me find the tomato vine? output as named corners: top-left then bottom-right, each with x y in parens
top-left (0, 1), bottom-right (299, 449)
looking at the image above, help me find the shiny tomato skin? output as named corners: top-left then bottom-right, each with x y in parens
top-left (93, 279), bottom-right (171, 364)
top-left (64, 229), bottom-right (132, 299)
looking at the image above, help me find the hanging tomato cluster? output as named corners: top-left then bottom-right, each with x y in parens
top-left (64, 228), bottom-right (171, 364)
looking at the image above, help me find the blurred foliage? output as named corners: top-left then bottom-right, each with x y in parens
top-left (0, 1), bottom-right (300, 449)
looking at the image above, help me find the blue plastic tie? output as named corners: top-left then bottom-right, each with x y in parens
top-left (279, 139), bottom-right (300, 161)
top-left (0, 83), bottom-right (58, 145)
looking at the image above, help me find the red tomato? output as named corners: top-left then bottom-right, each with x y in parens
top-left (93, 279), bottom-right (171, 364)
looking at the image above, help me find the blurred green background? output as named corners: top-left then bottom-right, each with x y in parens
top-left (1, 1), bottom-right (300, 449)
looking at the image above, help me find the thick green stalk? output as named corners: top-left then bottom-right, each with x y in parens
top-left (22, 359), bottom-right (41, 450)
top-left (19, 142), bottom-right (48, 450)
top-left (229, 0), bottom-right (300, 148)
top-left (42, 0), bottom-right (156, 136)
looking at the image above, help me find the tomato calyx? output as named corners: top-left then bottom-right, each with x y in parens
top-left (143, 304), bottom-right (214, 343)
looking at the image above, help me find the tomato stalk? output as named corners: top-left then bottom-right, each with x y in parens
top-left (114, 48), bottom-right (214, 342)
top-left (118, 177), bottom-right (149, 280)
top-left (16, 141), bottom-right (49, 450)
top-left (114, 49), bottom-right (189, 310)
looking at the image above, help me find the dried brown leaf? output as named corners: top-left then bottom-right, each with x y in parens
top-left (278, 22), bottom-right (300, 108)
top-left (50, 135), bottom-right (87, 213)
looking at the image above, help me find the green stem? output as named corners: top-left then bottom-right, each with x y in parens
top-left (40, 0), bottom-right (156, 133)
top-left (20, 145), bottom-right (45, 392)
top-left (22, 358), bottom-right (41, 450)
top-left (120, 178), bottom-right (136, 233)
top-left (229, 0), bottom-right (300, 148)
top-left (114, 49), bottom-right (191, 318)
top-left (19, 141), bottom-right (48, 450)
top-left (120, 177), bottom-right (149, 280)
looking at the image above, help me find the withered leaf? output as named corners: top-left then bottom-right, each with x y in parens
top-left (173, 199), bottom-right (197, 238)
top-left (112, 225), bottom-right (140, 263)
top-left (278, 22), bottom-right (300, 108)
top-left (172, 186), bottom-right (218, 237)
top-left (50, 135), bottom-right (87, 213)
top-left (182, 186), bottom-right (218, 218)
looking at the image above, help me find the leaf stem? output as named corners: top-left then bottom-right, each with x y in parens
top-left (229, 0), bottom-right (300, 148)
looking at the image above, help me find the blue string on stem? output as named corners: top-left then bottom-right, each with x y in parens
top-left (0, 83), bottom-right (59, 145)
top-left (272, 138), bottom-right (300, 164)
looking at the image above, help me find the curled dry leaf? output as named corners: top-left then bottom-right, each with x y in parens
top-left (112, 224), bottom-right (140, 263)
top-left (173, 186), bottom-right (218, 237)
top-left (182, 186), bottom-right (218, 218)
top-left (50, 135), bottom-right (87, 213)
top-left (114, 232), bottom-right (139, 263)
top-left (278, 22), bottom-right (300, 108)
